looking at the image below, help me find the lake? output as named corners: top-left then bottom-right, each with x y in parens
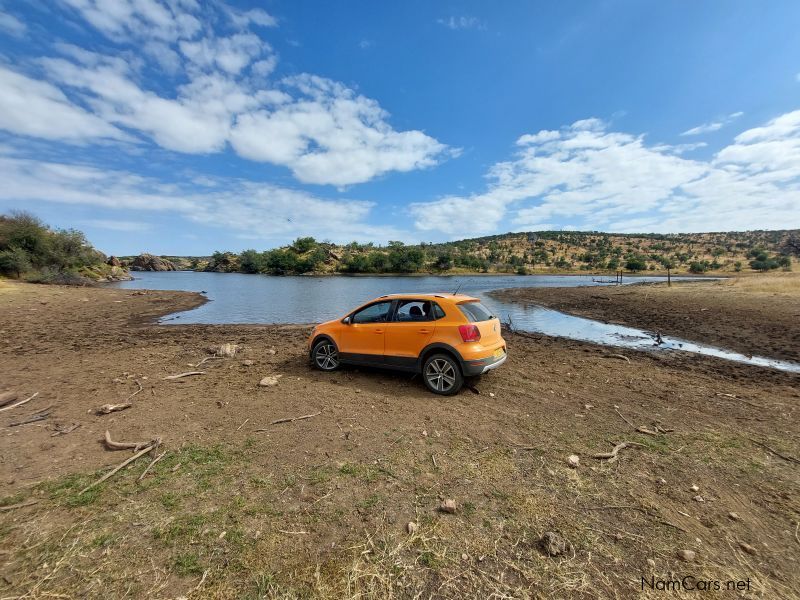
top-left (109, 272), bottom-right (800, 373)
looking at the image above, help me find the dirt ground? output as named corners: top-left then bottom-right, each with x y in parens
top-left (492, 275), bottom-right (800, 363)
top-left (1, 279), bottom-right (799, 599)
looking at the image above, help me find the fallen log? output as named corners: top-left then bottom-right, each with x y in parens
top-left (0, 500), bottom-right (38, 512)
top-left (80, 442), bottom-right (158, 495)
top-left (104, 430), bottom-right (159, 452)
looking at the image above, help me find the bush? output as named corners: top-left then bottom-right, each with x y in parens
top-left (0, 247), bottom-right (32, 278)
top-left (688, 261), bottom-right (710, 273)
top-left (624, 256), bottom-right (648, 272)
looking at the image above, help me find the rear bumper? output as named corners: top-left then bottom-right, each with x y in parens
top-left (461, 350), bottom-right (507, 376)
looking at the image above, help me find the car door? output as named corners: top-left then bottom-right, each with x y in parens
top-left (339, 300), bottom-right (393, 363)
top-left (384, 299), bottom-right (436, 369)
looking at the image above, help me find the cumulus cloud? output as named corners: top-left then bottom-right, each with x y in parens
top-left (0, 153), bottom-right (407, 243)
top-left (681, 111), bottom-right (744, 136)
top-left (410, 113), bottom-right (800, 236)
top-left (0, 65), bottom-right (128, 143)
top-left (0, 0), bottom-right (450, 186)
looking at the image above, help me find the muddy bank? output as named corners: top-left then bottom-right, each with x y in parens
top-left (492, 278), bottom-right (800, 363)
top-left (1, 281), bottom-right (798, 598)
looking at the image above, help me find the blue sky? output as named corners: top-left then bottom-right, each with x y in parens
top-left (1, 1), bottom-right (799, 255)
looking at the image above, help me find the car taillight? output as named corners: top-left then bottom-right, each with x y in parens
top-left (458, 324), bottom-right (481, 342)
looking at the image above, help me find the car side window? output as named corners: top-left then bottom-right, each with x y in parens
top-left (432, 303), bottom-right (446, 319)
top-left (351, 301), bottom-right (393, 324)
top-left (394, 300), bottom-right (433, 322)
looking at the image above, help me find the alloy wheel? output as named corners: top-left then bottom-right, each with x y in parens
top-left (314, 342), bottom-right (339, 370)
top-left (425, 358), bottom-right (456, 392)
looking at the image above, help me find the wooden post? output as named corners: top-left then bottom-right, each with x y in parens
top-left (667, 267), bottom-right (671, 287)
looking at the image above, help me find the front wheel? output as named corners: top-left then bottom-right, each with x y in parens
top-left (422, 353), bottom-right (463, 396)
top-left (312, 339), bottom-right (340, 371)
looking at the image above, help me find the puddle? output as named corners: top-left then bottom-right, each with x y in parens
top-left (481, 302), bottom-right (800, 374)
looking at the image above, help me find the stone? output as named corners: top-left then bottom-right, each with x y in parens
top-left (539, 531), bottom-right (570, 557)
top-left (693, 495), bottom-right (704, 502)
top-left (259, 375), bottom-right (283, 387)
top-left (690, 484), bottom-right (700, 492)
top-left (439, 499), bottom-right (457, 514)
top-left (406, 522), bottom-right (418, 534)
top-left (647, 558), bottom-right (656, 569)
top-left (242, 360), bottom-right (255, 366)
top-left (739, 542), bottom-right (757, 555)
top-left (728, 512), bottom-right (741, 521)
top-left (567, 454), bottom-right (580, 468)
top-left (677, 549), bottom-right (696, 562)
top-left (128, 253), bottom-right (177, 272)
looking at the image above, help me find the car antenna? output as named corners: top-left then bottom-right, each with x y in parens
top-left (453, 280), bottom-right (463, 295)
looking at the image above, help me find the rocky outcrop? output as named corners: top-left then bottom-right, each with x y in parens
top-left (106, 256), bottom-right (121, 267)
top-left (129, 253), bottom-right (177, 272)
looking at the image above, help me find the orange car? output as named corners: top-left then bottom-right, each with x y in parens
top-left (307, 293), bottom-right (507, 395)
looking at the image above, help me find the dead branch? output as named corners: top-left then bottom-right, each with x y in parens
top-left (580, 505), bottom-right (649, 513)
top-left (189, 356), bottom-right (222, 368)
top-left (614, 408), bottom-right (635, 428)
top-left (138, 449), bottom-right (168, 482)
top-left (0, 500), bottom-right (38, 512)
top-left (660, 520), bottom-right (688, 533)
top-left (750, 439), bottom-right (800, 465)
top-left (104, 430), bottom-right (158, 452)
top-left (127, 379), bottom-right (144, 401)
top-left (0, 391), bottom-right (18, 408)
top-left (9, 411), bottom-right (50, 427)
top-left (636, 426), bottom-right (659, 436)
top-left (259, 411), bottom-right (322, 427)
top-left (602, 353), bottom-right (630, 363)
top-left (96, 402), bottom-right (132, 415)
top-left (0, 392), bottom-right (39, 413)
top-left (592, 441), bottom-right (645, 463)
top-left (80, 442), bottom-right (158, 495)
top-left (163, 371), bottom-right (205, 380)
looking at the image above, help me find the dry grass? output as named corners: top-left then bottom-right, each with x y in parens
top-left (720, 271), bottom-right (800, 294)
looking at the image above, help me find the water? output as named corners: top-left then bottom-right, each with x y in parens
top-left (109, 271), bottom-right (800, 373)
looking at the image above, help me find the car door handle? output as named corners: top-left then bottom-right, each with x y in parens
top-left (417, 329), bottom-right (431, 334)
top-left (373, 329), bottom-right (384, 334)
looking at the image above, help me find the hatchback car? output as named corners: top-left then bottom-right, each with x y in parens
top-left (307, 293), bottom-right (507, 395)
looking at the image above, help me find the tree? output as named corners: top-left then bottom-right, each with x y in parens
top-left (624, 256), bottom-right (647, 272)
top-left (239, 249), bottom-right (264, 274)
top-left (0, 247), bottom-right (32, 278)
top-left (292, 237), bottom-right (317, 253)
top-left (434, 253), bottom-right (453, 271)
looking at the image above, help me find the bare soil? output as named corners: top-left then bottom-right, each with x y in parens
top-left (492, 278), bottom-right (800, 363)
top-left (1, 280), bottom-right (799, 599)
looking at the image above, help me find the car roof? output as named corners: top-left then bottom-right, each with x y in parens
top-left (374, 293), bottom-right (478, 302)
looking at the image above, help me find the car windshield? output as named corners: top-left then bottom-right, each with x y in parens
top-left (458, 301), bottom-right (494, 322)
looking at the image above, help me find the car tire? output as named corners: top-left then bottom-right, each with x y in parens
top-left (422, 353), bottom-right (463, 396)
top-left (312, 339), bottom-right (340, 371)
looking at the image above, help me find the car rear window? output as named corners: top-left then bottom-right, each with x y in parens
top-left (458, 301), bottom-right (494, 322)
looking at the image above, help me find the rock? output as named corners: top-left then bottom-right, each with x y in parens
top-left (690, 484), bottom-right (700, 492)
top-left (0, 391), bottom-right (18, 407)
top-left (242, 360), bottom-right (255, 366)
top-left (567, 455), bottom-right (580, 468)
top-left (406, 522), bottom-right (418, 534)
top-left (489, 392), bottom-right (496, 398)
top-left (128, 253), bottom-right (177, 272)
top-left (693, 495), bottom-right (705, 502)
top-left (728, 512), bottom-right (741, 521)
top-left (539, 531), bottom-right (570, 557)
top-left (439, 499), bottom-right (457, 514)
top-left (259, 375), bottom-right (283, 387)
top-left (211, 343), bottom-right (240, 358)
top-left (739, 542), bottom-right (757, 555)
top-left (647, 558), bottom-right (656, 569)
top-left (266, 348), bottom-right (277, 355)
top-left (677, 549), bottom-right (696, 562)
top-left (461, 553), bottom-right (468, 561)
top-left (106, 255), bottom-right (121, 267)
top-left (658, 478), bottom-right (668, 485)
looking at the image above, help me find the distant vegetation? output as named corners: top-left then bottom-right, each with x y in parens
top-left (0, 212), bottom-right (124, 284)
top-left (171, 230), bottom-right (798, 276)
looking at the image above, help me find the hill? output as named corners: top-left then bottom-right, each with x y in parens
top-left (150, 229), bottom-right (799, 276)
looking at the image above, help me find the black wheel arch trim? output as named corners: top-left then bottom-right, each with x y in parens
top-left (417, 342), bottom-right (465, 373)
top-left (310, 335), bottom-right (338, 359)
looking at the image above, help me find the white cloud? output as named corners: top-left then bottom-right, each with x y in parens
top-left (1, 1), bottom-right (450, 186)
top-left (437, 16), bottom-right (484, 30)
top-left (681, 111), bottom-right (744, 136)
top-left (0, 154), bottom-right (407, 244)
top-left (84, 219), bottom-right (152, 232)
top-left (0, 10), bottom-right (26, 37)
top-left (410, 113), bottom-right (800, 236)
top-left (0, 65), bottom-right (128, 143)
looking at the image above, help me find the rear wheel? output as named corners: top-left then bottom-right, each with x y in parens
top-left (312, 339), bottom-right (339, 371)
top-left (422, 353), bottom-right (463, 395)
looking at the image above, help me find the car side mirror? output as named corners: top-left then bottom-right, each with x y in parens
top-left (342, 316), bottom-right (352, 325)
